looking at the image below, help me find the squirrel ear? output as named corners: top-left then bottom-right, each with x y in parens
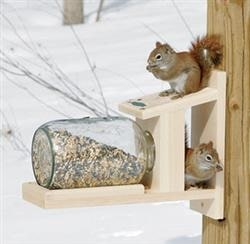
top-left (164, 43), bottom-right (175, 53)
top-left (208, 141), bottom-right (213, 148)
top-left (198, 143), bottom-right (205, 150)
top-left (155, 41), bottom-right (162, 48)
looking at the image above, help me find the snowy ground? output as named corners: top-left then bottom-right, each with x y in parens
top-left (1, 1), bottom-right (207, 243)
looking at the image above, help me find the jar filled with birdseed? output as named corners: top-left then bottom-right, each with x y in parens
top-left (31, 116), bottom-right (155, 189)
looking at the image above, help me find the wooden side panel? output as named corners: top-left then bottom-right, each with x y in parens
top-left (190, 71), bottom-right (226, 219)
top-left (136, 110), bottom-right (185, 192)
top-left (161, 111), bottom-right (185, 192)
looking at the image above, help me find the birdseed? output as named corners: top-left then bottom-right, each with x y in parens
top-left (32, 128), bottom-right (146, 189)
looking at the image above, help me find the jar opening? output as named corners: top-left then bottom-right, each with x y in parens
top-left (144, 131), bottom-right (155, 172)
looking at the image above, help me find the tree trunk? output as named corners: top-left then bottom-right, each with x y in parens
top-left (63, 0), bottom-right (84, 25)
top-left (96, 0), bottom-right (105, 22)
top-left (203, 1), bottom-right (250, 244)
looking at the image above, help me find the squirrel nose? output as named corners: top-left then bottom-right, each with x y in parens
top-left (216, 162), bottom-right (223, 172)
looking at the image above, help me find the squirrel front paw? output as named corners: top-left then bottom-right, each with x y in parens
top-left (196, 181), bottom-right (210, 189)
top-left (159, 89), bottom-right (175, 97)
top-left (171, 92), bottom-right (185, 100)
top-left (185, 184), bottom-right (196, 190)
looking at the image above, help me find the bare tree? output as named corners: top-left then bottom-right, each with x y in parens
top-left (63, 0), bottom-right (84, 25)
top-left (0, 12), bottom-right (116, 117)
top-left (96, 0), bottom-right (105, 22)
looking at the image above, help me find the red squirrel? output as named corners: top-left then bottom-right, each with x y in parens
top-left (185, 141), bottom-right (223, 190)
top-left (146, 35), bottom-right (223, 99)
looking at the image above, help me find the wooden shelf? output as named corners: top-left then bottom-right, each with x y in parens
top-left (22, 182), bottom-right (215, 209)
top-left (119, 87), bottom-right (218, 120)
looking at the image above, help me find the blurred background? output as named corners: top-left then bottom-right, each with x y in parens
top-left (1, 1), bottom-right (206, 243)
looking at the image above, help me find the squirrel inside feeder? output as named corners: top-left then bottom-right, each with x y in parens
top-left (185, 141), bottom-right (223, 190)
top-left (146, 35), bottom-right (223, 99)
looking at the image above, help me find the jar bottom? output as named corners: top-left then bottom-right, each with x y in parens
top-left (32, 128), bottom-right (53, 188)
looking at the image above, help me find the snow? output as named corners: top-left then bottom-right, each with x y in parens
top-left (1, 0), bottom-right (206, 243)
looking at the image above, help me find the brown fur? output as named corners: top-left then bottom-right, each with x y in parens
top-left (189, 35), bottom-right (223, 88)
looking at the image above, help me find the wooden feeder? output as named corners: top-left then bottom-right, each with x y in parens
top-left (23, 70), bottom-right (226, 220)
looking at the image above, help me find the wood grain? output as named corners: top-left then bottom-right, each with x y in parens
top-left (203, 1), bottom-right (250, 244)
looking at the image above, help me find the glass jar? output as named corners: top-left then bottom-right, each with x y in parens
top-left (31, 116), bottom-right (155, 189)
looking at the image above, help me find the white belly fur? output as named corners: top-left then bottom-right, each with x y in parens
top-left (185, 172), bottom-right (214, 185)
top-left (185, 174), bottom-right (200, 185)
top-left (168, 73), bottom-right (188, 93)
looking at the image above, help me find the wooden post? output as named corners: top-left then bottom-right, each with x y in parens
top-left (203, 1), bottom-right (250, 244)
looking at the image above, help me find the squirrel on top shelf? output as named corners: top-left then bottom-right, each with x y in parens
top-left (146, 35), bottom-right (223, 99)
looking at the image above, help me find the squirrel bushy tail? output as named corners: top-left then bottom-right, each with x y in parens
top-left (189, 35), bottom-right (223, 88)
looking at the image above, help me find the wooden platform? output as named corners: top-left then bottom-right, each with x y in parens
top-left (22, 182), bottom-right (215, 209)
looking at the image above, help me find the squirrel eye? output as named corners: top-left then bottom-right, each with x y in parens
top-left (155, 54), bottom-right (162, 60)
top-left (205, 154), bottom-right (213, 161)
